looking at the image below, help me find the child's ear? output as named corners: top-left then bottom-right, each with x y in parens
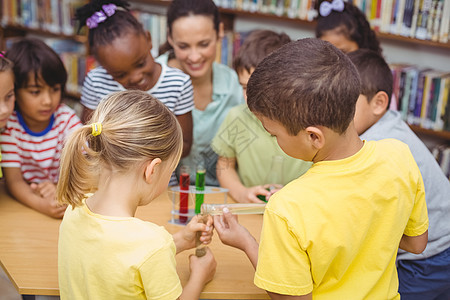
top-left (145, 31), bottom-right (153, 50)
top-left (218, 22), bottom-right (225, 39)
top-left (144, 158), bottom-right (162, 184)
top-left (305, 126), bottom-right (325, 150)
top-left (369, 91), bottom-right (389, 117)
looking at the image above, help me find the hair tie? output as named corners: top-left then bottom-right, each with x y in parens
top-left (86, 4), bottom-right (117, 29)
top-left (319, 0), bottom-right (344, 17)
top-left (91, 122), bottom-right (103, 136)
top-left (0, 51), bottom-right (5, 58)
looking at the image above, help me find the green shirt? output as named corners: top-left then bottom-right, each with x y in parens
top-left (212, 104), bottom-right (311, 187)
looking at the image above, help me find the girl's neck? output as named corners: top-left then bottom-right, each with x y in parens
top-left (86, 171), bottom-right (140, 218)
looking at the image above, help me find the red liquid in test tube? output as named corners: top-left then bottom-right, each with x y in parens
top-left (179, 170), bottom-right (190, 223)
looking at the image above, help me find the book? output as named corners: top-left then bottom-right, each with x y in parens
top-left (433, 75), bottom-right (450, 130)
top-left (415, 0), bottom-right (432, 39)
top-left (401, 0), bottom-right (415, 36)
top-left (439, 0), bottom-right (450, 42)
top-left (409, 0), bottom-right (421, 37)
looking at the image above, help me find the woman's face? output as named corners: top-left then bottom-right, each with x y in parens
top-left (320, 29), bottom-right (359, 53)
top-left (168, 15), bottom-right (223, 80)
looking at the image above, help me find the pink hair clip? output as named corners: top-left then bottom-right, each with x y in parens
top-left (0, 51), bottom-right (5, 58)
top-left (86, 4), bottom-right (117, 29)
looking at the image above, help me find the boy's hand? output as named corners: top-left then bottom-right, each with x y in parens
top-left (174, 215), bottom-right (214, 253)
top-left (189, 247), bottom-right (216, 285)
top-left (263, 183), bottom-right (283, 201)
top-left (214, 208), bottom-right (256, 251)
top-left (237, 186), bottom-right (270, 203)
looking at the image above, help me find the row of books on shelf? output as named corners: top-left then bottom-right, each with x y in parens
top-left (131, 10), bottom-right (167, 58)
top-left (1, 0), bottom-right (87, 36)
top-left (214, 0), bottom-right (450, 43)
top-left (432, 144), bottom-right (450, 179)
top-left (5, 37), bottom-right (96, 95)
top-left (390, 64), bottom-right (450, 132)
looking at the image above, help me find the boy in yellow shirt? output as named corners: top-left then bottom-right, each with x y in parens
top-left (214, 38), bottom-right (429, 299)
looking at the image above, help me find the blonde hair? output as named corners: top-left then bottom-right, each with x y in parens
top-left (57, 90), bottom-right (183, 207)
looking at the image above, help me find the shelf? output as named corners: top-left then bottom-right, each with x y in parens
top-left (1, 25), bottom-right (86, 43)
top-left (377, 32), bottom-right (450, 50)
top-left (135, 0), bottom-right (450, 50)
top-left (409, 125), bottom-right (450, 141)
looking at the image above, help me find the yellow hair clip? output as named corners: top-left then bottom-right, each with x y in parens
top-left (91, 122), bottom-right (102, 136)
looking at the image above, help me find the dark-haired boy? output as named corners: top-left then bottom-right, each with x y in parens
top-left (348, 49), bottom-right (450, 300)
top-left (212, 30), bottom-right (311, 203)
top-left (213, 38), bottom-right (428, 299)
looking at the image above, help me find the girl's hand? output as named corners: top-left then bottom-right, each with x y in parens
top-left (189, 247), bottom-right (216, 285)
top-left (174, 214), bottom-right (214, 253)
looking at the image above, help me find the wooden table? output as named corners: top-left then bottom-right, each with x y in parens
top-left (0, 182), bottom-right (269, 299)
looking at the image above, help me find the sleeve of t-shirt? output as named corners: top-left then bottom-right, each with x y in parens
top-left (172, 77), bottom-right (194, 116)
top-left (254, 207), bottom-right (314, 296)
top-left (211, 109), bottom-right (237, 158)
top-left (80, 70), bottom-right (103, 110)
top-left (139, 242), bottom-right (182, 300)
top-left (0, 129), bottom-right (21, 169)
top-left (403, 166), bottom-right (429, 237)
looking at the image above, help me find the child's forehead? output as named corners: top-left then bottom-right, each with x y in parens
top-left (23, 72), bottom-right (57, 88)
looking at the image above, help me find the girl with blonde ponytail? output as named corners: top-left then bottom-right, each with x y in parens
top-left (57, 90), bottom-right (216, 299)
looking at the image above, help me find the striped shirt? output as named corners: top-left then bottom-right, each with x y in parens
top-left (0, 104), bottom-right (82, 183)
top-left (80, 63), bottom-right (194, 115)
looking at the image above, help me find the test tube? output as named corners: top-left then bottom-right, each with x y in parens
top-left (179, 166), bottom-right (190, 224)
top-left (201, 203), bottom-right (266, 216)
top-left (195, 166), bottom-right (206, 214)
top-left (195, 213), bottom-right (208, 257)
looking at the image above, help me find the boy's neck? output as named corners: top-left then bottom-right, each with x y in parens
top-left (314, 123), bottom-right (364, 163)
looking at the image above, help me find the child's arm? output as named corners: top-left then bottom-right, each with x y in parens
top-left (3, 168), bottom-right (66, 218)
top-left (172, 215), bottom-right (214, 254)
top-left (213, 208), bottom-right (259, 268)
top-left (175, 112), bottom-right (193, 158)
top-left (179, 247), bottom-right (216, 300)
top-left (399, 230), bottom-right (428, 254)
top-left (217, 156), bottom-right (269, 203)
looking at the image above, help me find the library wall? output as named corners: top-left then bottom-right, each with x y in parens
top-left (234, 17), bottom-right (450, 71)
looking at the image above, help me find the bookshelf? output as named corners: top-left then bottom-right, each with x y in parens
top-left (1, 0), bottom-right (449, 144)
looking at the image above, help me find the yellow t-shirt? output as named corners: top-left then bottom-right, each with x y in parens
top-left (254, 139), bottom-right (428, 299)
top-left (58, 203), bottom-right (182, 300)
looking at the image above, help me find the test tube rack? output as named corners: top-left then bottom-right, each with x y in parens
top-left (168, 186), bottom-right (228, 226)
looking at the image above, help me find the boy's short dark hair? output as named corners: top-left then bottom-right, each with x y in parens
top-left (247, 38), bottom-right (361, 135)
top-left (6, 38), bottom-right (67, 92)
top-left (347, 49), bottom-right (393, 105)
top-left (233, 30), bottom-right (291, 74)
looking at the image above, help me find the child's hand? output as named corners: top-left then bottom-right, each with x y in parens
top-left (263, 183), bottom-right (283, 201)
top-left (213, 208), bottom-right (256, 252)
top-left (37, 195), bottom-right (67, 219)
top-left (189, 247), bottom-right (216, 285)
top-left (31, 181), bottom-right (67, 218)
top-left (174, 215), bottom-right (214, 253)
top-left (237, 186), bottom-right (269, 203)
top-left (32, 181), bottom-right (56, 200)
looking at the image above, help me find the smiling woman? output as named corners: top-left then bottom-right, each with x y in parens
top-left (75, 0), bottom-right (194, 167)
top-left (157, 0), bottom-right (244, 186)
